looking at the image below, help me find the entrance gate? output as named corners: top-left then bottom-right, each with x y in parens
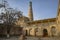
top-left (43, 29), bottom-right (48, 37)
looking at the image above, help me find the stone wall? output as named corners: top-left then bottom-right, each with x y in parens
top-left (23, 21), bottom-right (58, 37)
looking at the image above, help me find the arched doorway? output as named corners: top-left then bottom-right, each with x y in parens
top-left (43, 29), bottom-right (48, 37)
top-left (35, 28), bottom-right (38, 36)
top-left (51, 26), bottom-right (56, 36)
top-left (25, 30), bottom-right (28, 36)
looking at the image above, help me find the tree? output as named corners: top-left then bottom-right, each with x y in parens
top-left (0, 8), bottom-right (23, 24)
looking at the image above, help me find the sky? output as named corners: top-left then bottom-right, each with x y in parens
top-left (0, 0), bottom-right (59, 20)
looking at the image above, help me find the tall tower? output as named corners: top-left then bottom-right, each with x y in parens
top-left (28, 1), bottom-right (33, 21)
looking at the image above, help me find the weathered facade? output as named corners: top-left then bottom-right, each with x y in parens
top-left (22, 18), bottom-right (57, 37)
top-left (15, 0), bottom-right (60, 37)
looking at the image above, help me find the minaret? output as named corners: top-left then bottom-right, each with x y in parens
top-left (28, 1), bottom-right (33, 21)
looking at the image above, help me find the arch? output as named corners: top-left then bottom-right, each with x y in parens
top-left (51, 26), bottom-right (56, 29)
top-left (51, 26), bottom-right (56, 36)
top-left (29, 28), bottom-right (32, 36)
top-left (35, 28), bottom-right (38, 36)
top-left (43, 29), bottom-right (48, 37)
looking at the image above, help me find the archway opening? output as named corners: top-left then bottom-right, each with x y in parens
top-left (25, 30), bottom-right (28, 36)
top-left (51, 26), bottom-right (56, 37)
top-left (43, 29), bottom-right (48, 37)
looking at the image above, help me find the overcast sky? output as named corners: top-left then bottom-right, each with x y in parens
top-left (0, 0), bottom-right (59, 20)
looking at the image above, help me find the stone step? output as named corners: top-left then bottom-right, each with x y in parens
top-left (25, 36), bottom-right (60, 40)
top-left (0, 36), bottom-right (60, 40)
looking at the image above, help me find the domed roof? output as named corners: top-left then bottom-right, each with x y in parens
top-left (15, 16), bottom-right (30, 26)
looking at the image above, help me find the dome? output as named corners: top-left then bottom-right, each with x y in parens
top-left (15, 16), bottom-right (30, 26)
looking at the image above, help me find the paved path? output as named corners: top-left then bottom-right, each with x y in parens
top-left (0, 36), bottom-right (19, 40)
top-left (0, 36), bottom-right (60, 40)
top-left (25, 36), bottom-right (60, 40)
